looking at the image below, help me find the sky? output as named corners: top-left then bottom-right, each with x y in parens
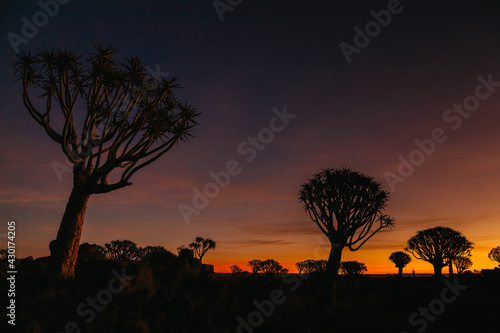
top-left (1, 0), bottom-right (500, 274)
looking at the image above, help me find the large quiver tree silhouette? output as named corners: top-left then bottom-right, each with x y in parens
top-left (389, 251), bottom-right (411, 277)
top-left (299, 167), bottom-right (394, 303)
top-left (14, 44), bottom-right (200, 279)
top-left (405, 226), bottom-right (473, 277)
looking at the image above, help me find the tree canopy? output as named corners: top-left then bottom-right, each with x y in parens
top-left (453, 256), bottom-right (473, 274)
top-left (104, 239), bottom-right (140, 261)
top-left (188, 237), bottom-right (216, 262)
top-left (406, 226), bottom-right (473, 276)
top-left (299, 167), bottom-right (394, 303)
top-left (389, 251), bottom-right (412, 277)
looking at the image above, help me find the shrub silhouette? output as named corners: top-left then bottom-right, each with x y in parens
top-left (340, 261), bottom-right (367, 276)
top-left (105, 239), bottom-right (140, 261)
top-left (139, 246), bottom-right (176, 271)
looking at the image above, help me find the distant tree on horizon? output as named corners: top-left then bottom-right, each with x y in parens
top-left (340, 261), bottom-right (367, 276)
top-left (488, 247), bottom-right (500, 267)
top-left (296, 259), bottom-right (328, 274)
top-left (189, 237), bottom-right (216, 263)
top-left (389, 251), bottom-right (411, 277)
top-left (105, 239), bottom-right (140, 261)
top-left (299, 167), bottom-right (394, 304)
top-left (248, 259), bottom-right (262, 274)
top-left (453, 256), bottom-right (473, 275)
top-left (230, 265), bottom-right (243, 274)
top-left (405, 226), bottom-right (473, 277)
top-left (14, 45), bottom-right (200, 279)
top-left (295, 261), bottom-right (305, 274)
top-left (260, 259), bottom-right (283, 275)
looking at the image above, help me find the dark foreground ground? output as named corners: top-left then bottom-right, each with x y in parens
top-left (1, 257), bottom-right (499, 333)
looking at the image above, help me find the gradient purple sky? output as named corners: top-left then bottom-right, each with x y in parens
top-left (1, 0), bottom-right (500, 273)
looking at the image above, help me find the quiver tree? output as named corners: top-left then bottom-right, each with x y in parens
top-left (14, 44), bottom-right (200, 279)
top-left (389, 251), bottom-right (411, 277)
top-left (405, 226), bottom-right (473, 277)
top-left (453, 256), bottom-right (473, 275)
top-left (188, 237), bottom-right (216, 263)
top-left (488, 247), bottom-right (500, 267)
top-left (299, 167), bottom-right (394, 303)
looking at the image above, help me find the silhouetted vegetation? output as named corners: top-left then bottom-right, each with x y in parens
top-left (389, 251), bottom-right (412, 277)
top-left (299, 167), bottom-right (395, 304)
top-left (248, 259), bottom-right (262, 274)
top-left (453, 256), bottom-right (473, 274)
top-left (406, 226), bottom-right (474, 277)
top-left (230, 265), bottom-right (243, 274)
top-left (488, 246), bottom-right (500, 267)
top-left (340, 261), bottom-right (367, 276)
top-left (139, 246), bottom-right (177, 271)
top-left (188, 237), bottom-right (216, 263)
top-left (14, 45), bottom-right (200, 279)
top-left (105, 239), bottom-right (141, 261)
top-left (260, 259), bottom-right (283, 275)
top-left (296, 259), bottom-right (328, 274)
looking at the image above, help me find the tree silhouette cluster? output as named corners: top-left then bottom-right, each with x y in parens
top-left (247, 259), bottom-right (284, 275)
top-left (87, 238), bottom-right (215, 271)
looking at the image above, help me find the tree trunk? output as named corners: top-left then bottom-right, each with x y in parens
top-left (326, 245), bottom-right (343, 305)
top-left (448, 261), bottom-right (454, 277)
top-left (50, 182), bottom-right (91, 279)
top-left (433, 264), bottom-right (443, 277)
top-left (398, 266), bottom-right (403, 277)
